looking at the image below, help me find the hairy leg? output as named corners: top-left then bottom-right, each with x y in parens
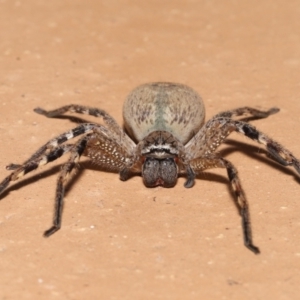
top-left (44, 136), bottom-right (89, 236)
top-left (7, 123), bottom-right (111, 168)
top-left (186, 118), bottom-right (300, 175)
top-left (34, 104), bottom-right (135, 151)
top-left (213, 106), bottom-right (279, 120)
top-left (234, 120), bottom-right (300, 172)
top-left (0, 144), bottom-right (73, 195)
top-left (0, 123), bottom-right (112, 195)
top-left (188, 155), bottom-right (260, 254)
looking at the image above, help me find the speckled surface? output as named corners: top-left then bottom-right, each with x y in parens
top-left (1, 1), bottom-right (300, 299)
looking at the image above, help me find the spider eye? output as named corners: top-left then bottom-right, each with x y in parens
top-left (142, 157), bottom-right (178, 188)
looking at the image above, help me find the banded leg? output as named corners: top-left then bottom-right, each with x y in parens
top-left (44, 136), bottom-right (89, 236)
top-left (7, 123), bottom-right (110, 169)
top-left (186, 118), bottom-right (300, 174)
top-left (0, 144), bottom-right (73, 196)
top-left (233, 120), bottom-right (300, 173)
top-left (213, 106), bottom-right (279, 120)
top-left (189, 155), bottom-right (260, 254)
top-left (34, 104), bottom-right (135, 152)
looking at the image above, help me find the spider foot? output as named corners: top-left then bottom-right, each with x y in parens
top-left (43, 225), bottom-right (60, 237)
top-left (6, 163), bottom-right (22, 170)
top-left (184, 165), bottom-right (195, 188)
top-left (267, 107), bottom-right (280, 115)
top-left (34, 107), bottom-right (48, 115)
top-left (245, 243), bottom-right (260, 255)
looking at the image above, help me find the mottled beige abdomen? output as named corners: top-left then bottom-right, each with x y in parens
top-left (123, 82), bottom-right (205, 144)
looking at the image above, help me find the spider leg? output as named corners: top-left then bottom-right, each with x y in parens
top-left (213, 106), bottom-right (279, 120)
top-left (45, 130), bottom-right (138, 236)
top-left (234, 120), bottom-right (300, 172)
top-left (188, 155), bottom-right (260, 254)
top-left (34, 104), bottom-right (120, 133)
top-left (0, 144), bottom-right (73, 196)
top-left (186, 118), bottom-right (300, 174)
top-left (1, 124), bottom-right (113, 195)
top-left (44, 136), bottom-right (89, 236)
top-left (6, 163), bottom-right (22, 170)
top-left (14, 123), bottom-right (110, 166)
top-left (34, 104), bottom-right (135, 152)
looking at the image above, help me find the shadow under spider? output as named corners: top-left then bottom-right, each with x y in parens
top-left (0, 162), bottom-right (91, 201)
top-left (222, 139), bottom-right (300, 184)
top-left (191, 139), bottom-right (300, 215)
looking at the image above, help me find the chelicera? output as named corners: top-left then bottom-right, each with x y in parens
top-left (1, 82), bottom-right (299, 254)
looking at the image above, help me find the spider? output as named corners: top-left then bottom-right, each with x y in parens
top-left (1, 82), bottom-right (299, 254)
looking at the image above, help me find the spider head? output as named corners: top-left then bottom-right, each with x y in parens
top-left (139, 131), bottom-right (183, 188)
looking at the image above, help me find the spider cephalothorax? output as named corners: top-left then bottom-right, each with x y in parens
top-left (1, 82), bottom-right (299, 254)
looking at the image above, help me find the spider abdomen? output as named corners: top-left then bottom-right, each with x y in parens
top-left (123, 82), bottom-right (205, 144)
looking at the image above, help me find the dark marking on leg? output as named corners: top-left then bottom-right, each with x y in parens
top-left (214, 106), bottom-right (280, 119)
top-left (23, 163), bottom-right (39, 176)
top-left (47, 147), bottom-right (66, 163)
top-left (44, 180), bottom-right (64, 237)
top-left (0, 145), bottom-right (73, 197)
top-left (34, 105), bottom-right (125, 142)
top-left (241, 207), bottom-right (260, 254)
top-left (226, 166), bottom-right (236, 182)
top-left (190, 156), bottom-right (260, 254)
top-left (43, 137), bottom-right (89, 237)
top-left (240, 124), bottom-right (260, 141)
top-left (223, 160), bottom-right (260, 254)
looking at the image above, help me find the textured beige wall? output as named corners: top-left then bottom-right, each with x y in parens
top-left (0, 1), bottom-right (300, 299)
